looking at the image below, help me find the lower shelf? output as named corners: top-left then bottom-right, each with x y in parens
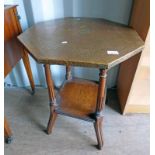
top-left (56, 78), bottom-right (99, 121)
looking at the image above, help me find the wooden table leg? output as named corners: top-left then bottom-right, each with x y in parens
top-left (94, 69), bottom-right (107, 150)
top-left (44, 64), bottom-right (57, 134)
top-left (4, 117), bottom-right (13, 144)
top-left (66, 65), bottom-right (72, 80)
top-left (22, 50), bottom-right (35, 94)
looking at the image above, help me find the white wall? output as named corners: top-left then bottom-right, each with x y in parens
top-left (4, 0), bottom-right (133, 88)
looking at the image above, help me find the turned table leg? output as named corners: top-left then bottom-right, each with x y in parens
top-left (22, 49), bottom-right (35, 94)
top-left (94, 116), bottom-right (103, 149)
top-left (44, 64), bottom-right (57, 134)
top-left (66, 65), bottom-right (72, 80)
top-left (94, 69), bottom-right (107, 150)
top-left (4, 117), bottom-right (13, 144)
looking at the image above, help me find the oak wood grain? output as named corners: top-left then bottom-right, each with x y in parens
top-left (56, 78), bottom-right (98, 120)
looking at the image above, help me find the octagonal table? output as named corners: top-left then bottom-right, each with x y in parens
top-left (18, 17), bottom-right (144, 149)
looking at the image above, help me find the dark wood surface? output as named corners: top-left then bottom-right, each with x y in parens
top-left (18, 18), bottom-right (144, 69)
top-left (4, 5), bottom-right (35, 143)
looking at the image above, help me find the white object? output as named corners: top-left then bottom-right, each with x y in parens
top-left (61, 41), bottom-right (68, 44)
top-left (107, 50), bottom-right (119, 55)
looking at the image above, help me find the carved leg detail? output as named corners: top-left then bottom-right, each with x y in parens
top-left (44, 64), bottom-right (57, 135)
top-left (94, 117), bottom-right (104, 150)
top-left (47, 106), bottom-right (57, 134)
top-left (94, 69), bottom-right (107, 149)
top-left (22, 50), bottom-right (35, 94)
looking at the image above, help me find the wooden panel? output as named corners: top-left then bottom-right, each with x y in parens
top-left (4, 5), bottom-right (35, 89)
top-left (117, 53), bottom-right (141, 112)
top-left (4, 6), bottom-right (23, 77)
top-left (130, 0), bottom-right (150, 41)
top-left (117, 0), bottom-right (150, 114)
top-left (56, 78), bottom-right (98, 120)
top-left (124, 30), bottom-right (150, 114)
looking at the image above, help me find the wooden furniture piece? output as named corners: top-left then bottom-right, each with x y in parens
top-left (4, 5), bottom-right (35, 143)
top-left (117, 0), bottom-right (150, 114)
top-left (124, 30), bottom-right (150, 113)
top-left (18, 17), bottom-right (144, 149)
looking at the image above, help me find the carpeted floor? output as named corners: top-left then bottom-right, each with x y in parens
top-left (4, 87), bottom-right (149, 155)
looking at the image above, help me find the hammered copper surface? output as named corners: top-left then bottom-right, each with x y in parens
top-left (18, 17), bottom-right (144, 69)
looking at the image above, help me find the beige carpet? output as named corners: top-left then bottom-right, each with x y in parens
top-left (4, 88), bottom-right (149, 155)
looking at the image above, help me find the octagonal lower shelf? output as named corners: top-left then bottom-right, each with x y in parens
top-left (55, 78), bottom-right (99, 122)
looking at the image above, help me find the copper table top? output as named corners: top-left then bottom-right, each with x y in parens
top-left (18, 17), bottom-right (144, 69)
